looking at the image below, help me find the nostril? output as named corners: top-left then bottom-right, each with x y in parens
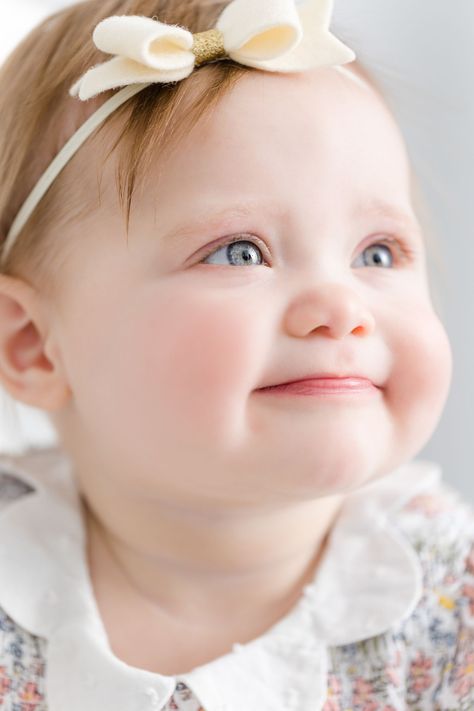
top-left (353, 312), bottom-right (376, 336)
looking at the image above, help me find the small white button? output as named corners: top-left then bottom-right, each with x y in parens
top-left (143, 687), bottom-right (160, 708)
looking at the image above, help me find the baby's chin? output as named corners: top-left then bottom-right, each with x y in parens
top-left (209, 413), bottom-right (405, 503)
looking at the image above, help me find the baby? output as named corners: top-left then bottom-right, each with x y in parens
top-left (0, 0), bottom-right (470, 709)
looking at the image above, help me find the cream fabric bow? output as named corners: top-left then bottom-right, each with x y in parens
top-left (70, 0), bottom-right (356, 101)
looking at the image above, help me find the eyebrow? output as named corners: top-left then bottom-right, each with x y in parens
top-left (162, 197), bottom-right (423, 244)
top-left (352, 198), bottom-right (423, 234)
top-left (161, 199), bottom-right (283, 244)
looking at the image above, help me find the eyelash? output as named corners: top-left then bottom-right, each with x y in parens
top-left (198, 233), bottom-right (415, 267)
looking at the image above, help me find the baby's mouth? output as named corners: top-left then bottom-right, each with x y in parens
top-left (256, 376), bottom-right (380, 396)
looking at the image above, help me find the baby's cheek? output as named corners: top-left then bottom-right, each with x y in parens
top-left (138, 292), bottom-right (264, 445)
top-left (385, 305), bottom-right (452, 450)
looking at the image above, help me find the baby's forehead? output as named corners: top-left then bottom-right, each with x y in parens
top-left (189, 62), bottom-right (375, 117)
top-left (65, 62), bottom-right (412, 249)
top-left (136, 66), bottom-right (410, 202)
top-left (166, 65), bottom-right (397, 165)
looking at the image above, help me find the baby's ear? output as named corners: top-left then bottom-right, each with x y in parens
top-left (0, 274), bottom-right (71, 411)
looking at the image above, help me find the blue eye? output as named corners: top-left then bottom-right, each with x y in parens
top-left (355, 242), bottom-right (395, 268)
top-left (200, 236), bottom-right (408, 269)
top-left (201, 237), bottom-right (266, 267)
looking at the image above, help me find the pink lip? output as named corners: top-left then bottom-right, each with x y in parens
top-left (257, 377), bottom-right (379, 396)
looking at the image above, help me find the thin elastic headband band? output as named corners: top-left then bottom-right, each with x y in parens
top-left (1, 83), bottom-right (149, 265)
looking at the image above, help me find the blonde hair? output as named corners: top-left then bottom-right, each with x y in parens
top-left (0, 0), bottom-right (444, 307)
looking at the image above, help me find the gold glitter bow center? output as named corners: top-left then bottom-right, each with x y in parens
top-left (192, 28), bottom-right (228, 66)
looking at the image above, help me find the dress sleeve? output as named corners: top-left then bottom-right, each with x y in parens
top-left (399, 484), bottom-right (474, 710)
top-left (0, 455), bottom-right (47, 709)
top-left (435, 532), bottom-right (474, 710)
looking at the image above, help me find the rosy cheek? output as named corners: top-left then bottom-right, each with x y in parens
top-left (135, 289), bottom-right (264, 441)
top-left (385, 305), bottom-right (452, 441)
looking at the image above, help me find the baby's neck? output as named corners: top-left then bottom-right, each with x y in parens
top-left (83, 495), bottom-right (344, 672)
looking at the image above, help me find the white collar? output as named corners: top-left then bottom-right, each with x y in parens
top-left (0, 448), bottom-right (441, 711)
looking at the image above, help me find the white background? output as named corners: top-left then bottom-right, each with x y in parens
top-left (0, 1), bottom-right (473, 499)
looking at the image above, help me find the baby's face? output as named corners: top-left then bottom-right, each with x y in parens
top-left (51, 66), bottom-right (452, 508)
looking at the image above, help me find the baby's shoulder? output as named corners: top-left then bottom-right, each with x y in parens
top-left (0, 448), bottom-right (56, 708)
top-left (389, 479), bottom-right (474, 708)
top-left (0, 606), bottom-right (47, 708)
top-left (327, 476), bottom-right (474, 709)
top-left (393, 477), bottom-right (474, 587)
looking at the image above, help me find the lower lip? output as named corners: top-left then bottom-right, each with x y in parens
top-left (257, 378), bottom-right (379, 396)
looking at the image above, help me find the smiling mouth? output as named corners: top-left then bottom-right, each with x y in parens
top-left (256, 377), bottom-right (379, 396)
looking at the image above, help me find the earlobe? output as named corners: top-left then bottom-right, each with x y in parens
top-left (0, 274), bottom-right (72, 412)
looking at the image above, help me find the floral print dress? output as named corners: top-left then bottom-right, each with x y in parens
top-left (0, 447), bottom-right (471, 711)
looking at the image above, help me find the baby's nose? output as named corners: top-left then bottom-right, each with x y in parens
top-left (283, 282), bottom-right (376, 339)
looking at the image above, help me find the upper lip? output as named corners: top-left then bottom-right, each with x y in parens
top-left (258, 373), bottom-right (381, 388)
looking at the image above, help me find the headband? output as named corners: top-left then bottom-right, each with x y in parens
top-left (0, 0), bottom-right (356, 266)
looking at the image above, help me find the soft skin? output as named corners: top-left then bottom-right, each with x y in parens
top-left (0, 65), bottom-right (453, 673)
